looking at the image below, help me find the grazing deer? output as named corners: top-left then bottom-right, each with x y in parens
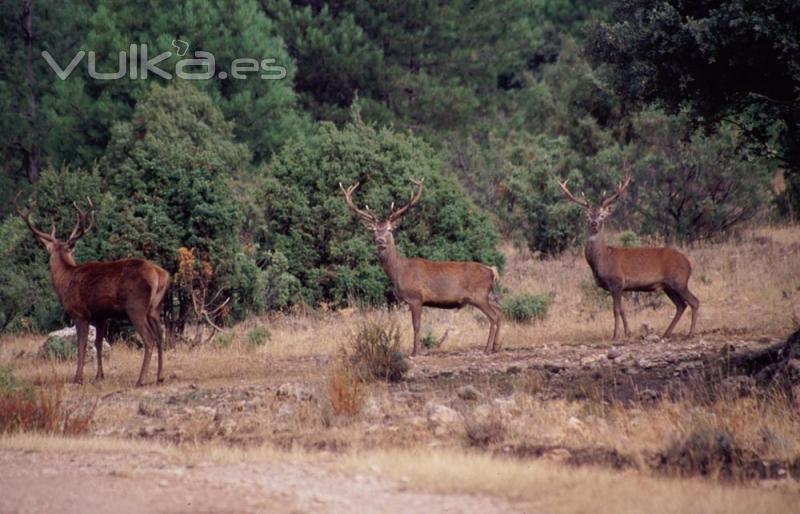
top-left (16, 195), bottom-right (169, 386)
top-left (558, 177), bottom-right (699, 339)
top-left (340, 178), bottom-right (502, 355)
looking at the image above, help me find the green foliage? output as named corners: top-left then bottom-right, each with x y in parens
top-left (41, 336), bottom-right (77, 361)
top-left (0, 366), bottom-right (19, 395)
top-left (588, 0), bottom-right (799, 216)
top-left (348, 320), bottom-right (409, 382)
top-left (247, 326), bottom-right (271, 348)
top-left (215, 331), bottom-right (234, 349)
top-left (625, 111), bottom-right (774, 243)
top-left (618, 230), bottom-right (640, 247)
top-left (502, 293), bottom-right (550, 323)
top-left (255, 111), bottom-right (504, 307)
top-left (421, 329), bottom-right (441, 350)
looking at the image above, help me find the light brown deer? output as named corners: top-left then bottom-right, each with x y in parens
top-left (558, 177), bottom-right (699, 339)
top-left (340, 178), bottom-right (502, 355)
top-left (16, 195), bottom-right (169, 386)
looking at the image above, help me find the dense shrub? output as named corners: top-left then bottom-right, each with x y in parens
top-left (502, 293), bottom-right (550, 323)
top-left (41, 336), bottom-right (77, 361)
top-left (255, 110), bottom-right (504, 307)
top-left (247, 326), bottom-right (271, 348)
top-left (618, 230), bottom-right (640, 247)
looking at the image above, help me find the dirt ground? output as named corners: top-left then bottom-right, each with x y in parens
top-left (3, 329), bottom-right (798, 513)
top-left (0, 448), bottom-right (525, 514)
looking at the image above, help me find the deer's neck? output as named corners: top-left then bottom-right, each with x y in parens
top-left (584, 231), bottom-right (609, 275)
top-left (378, 243), bottom-right (406, 286)
top-left (49, 252), bottom-right (76, 303)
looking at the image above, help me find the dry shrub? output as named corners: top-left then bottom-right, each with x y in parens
top-left (657, 428), bottom-right (747, 480)
top-left (348, 320), bottom-right (409, 382)
top-left (0, 374), bottom-right (96, 435)
top-left (464, 409), bottom-right (506, 447)
top-left (326, 357), bottom-right (365, 416)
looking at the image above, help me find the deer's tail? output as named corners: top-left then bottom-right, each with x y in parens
top-left (485, 265), bottom-right (502, 302)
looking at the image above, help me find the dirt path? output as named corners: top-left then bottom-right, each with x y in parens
top-left (0, 449), bottom-right (525, 514)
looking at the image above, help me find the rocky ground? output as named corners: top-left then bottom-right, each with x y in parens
top-left (3, 330), bottom-right (799, 513)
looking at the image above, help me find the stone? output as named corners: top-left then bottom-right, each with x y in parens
top-left (456, 385), bottom-right (481, 401)
top-left (40, 326), bottom-right (111, 362)
top-left (276, 382), bottom-right (314, 401)
top-left (607, 348), bottom-right (621, 360)
top-left (425, 403), bottom-right (462, 435)
top-left (643, 334), bottom-right (661, 344)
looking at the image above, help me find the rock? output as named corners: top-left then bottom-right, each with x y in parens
top-left (276, 383), bottom-right (314, 401)
top-left (566, 416), bottom-right (584, 432)
top-left (425, 403), bottom-right (462, 435)
top-left (456, 385), bottom-right (481, 401)
top-left (137, 401), bottom-right (164, 418)
top-left (643, 334), bottom-right (661, 344)
top-left (274, 402), bottom-right (296, 422)
top-left (580, 354), bottom-right (604, 368)
top-left (542, 448), bottom-right (571, 463)
top-left (607, 348), bottom-right (621, 360)
top-left (720, 375), bottom-right (756, 397)
top-left (39, 326), bottom-right (111, 362)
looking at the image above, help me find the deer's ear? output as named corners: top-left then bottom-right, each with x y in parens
top-left (360, 219), bottom-right (376, 230)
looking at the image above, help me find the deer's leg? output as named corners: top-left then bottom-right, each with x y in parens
top-left (94, 319), bottom-right (108, 381)
top-left (681, 288), bottom-right (700, 337)
top-left (130, 313), bottom-right (154, 387)
top-left (147, 312), bottom-right (165, 384)
top-left (662, 289), bottom-right (687, 339)
top-left (73, 319), bottom-right (89, 384)
top-left (619, 296), bottom-right (631, 337)
top-left (474, 298), bottom-right (502, 353)
top-left (611, 291), bottom-right (623, 340)
top-left (409, 302), bottom-right (422, 356)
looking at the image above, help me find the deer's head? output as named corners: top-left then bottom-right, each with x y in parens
top-left (558, 176), bottom-right (631, 236)
top-left (340, 178), bottom-right (424, 257)
top-left (15, 193), bottom-right (95, 265)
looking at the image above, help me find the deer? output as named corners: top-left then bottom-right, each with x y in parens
top-left (558, 177), bottom-right (699, 340)
top-left (16, 194), bottom-right (170, 386)
top-left (340, 177), bottom-right (502, 356)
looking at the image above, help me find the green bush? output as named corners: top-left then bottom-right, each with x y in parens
top-left (215, 331), bottom-right (234, 350)
top-left (247, 326), bottom-right (271, 348)
top-left (0, 366), bottom-right (19, 395)
top-left (254, 110), bottom-right (504, 307)
top-left (502, 293), bottom-right (550, 323)
top-left (349, 320), bottom-right (409, 382)
top-left (422, 329), bottom-right (441, 350)
top-left (41, 336), bottom-right (77, 361)
top-left (618, 230), bottom-right (640, 247)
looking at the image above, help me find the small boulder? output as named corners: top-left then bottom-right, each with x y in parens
top-left (39, 326), bottom-right (111, 362)
top-left (425, 403), bottom-right (462, 435)
top-left (456, 385), bottom-right (481, 401)
top-left (276, 382), bottom-right (314, 401)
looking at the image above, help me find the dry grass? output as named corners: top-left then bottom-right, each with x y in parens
top-left (345, 449), bottom-right (799, 514)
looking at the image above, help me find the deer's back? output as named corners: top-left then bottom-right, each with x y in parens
top-left (608, 246), bottom-right (692, 290)
top-left (63, 259), bottom-right (166, 319)
top-left (397, 258), bottom-right (495, 306)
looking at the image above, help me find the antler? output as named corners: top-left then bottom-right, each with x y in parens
top-left (339, 182), bottom-right (378, 227)
top-left (387, 178), bottom-right (424, 223)
top-left (66, 197), bottom-right (95, 246)
top-left (14, 192), bottom-right (56, 242)
top-left (557, 179), bottom-right (591, 209)
top-left (599, 176), bottom-right (632, 208)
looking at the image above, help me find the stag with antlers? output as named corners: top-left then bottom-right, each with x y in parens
top-left (340, 178), bottom-right (502, 355)
top-left (16, 195), bottom-right (170, 386)
top-left (558, 177), bottom-right (699, 339)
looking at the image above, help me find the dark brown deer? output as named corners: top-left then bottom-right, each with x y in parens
top-left (558, 177), bottom-right (699, 339)
top-left (340, 178), bottom-right (502, 355)
top-left (16, 195), bottom-right (170, 386)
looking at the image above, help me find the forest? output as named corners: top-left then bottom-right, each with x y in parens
top-left (0, 0), bottom-right (797, 336)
